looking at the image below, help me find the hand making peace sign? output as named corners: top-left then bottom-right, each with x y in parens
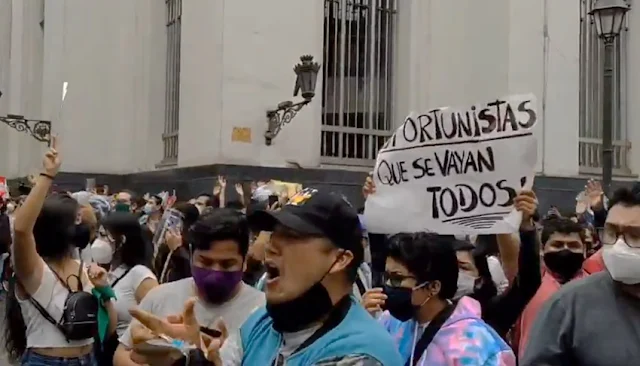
top-left (42, 135), bottom-right (61, 177)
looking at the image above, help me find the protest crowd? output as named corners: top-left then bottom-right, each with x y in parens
top-left (0, 109), bottom-right (638, 366)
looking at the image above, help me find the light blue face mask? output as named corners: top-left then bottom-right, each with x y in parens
top-left (143, 204), bottom-right (155, 214)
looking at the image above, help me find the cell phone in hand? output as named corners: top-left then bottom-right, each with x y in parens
top-left (165, 209), bottom-right (184, 232)
top-left (200, 326), bottom-right (222, 338)
top-left (133, 338), bottom-right (194, 359)
top-left (268, 195), bottom-right (279, 207)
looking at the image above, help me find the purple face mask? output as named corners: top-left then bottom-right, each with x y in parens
top-left (192, 266), bottom-right (243, 304)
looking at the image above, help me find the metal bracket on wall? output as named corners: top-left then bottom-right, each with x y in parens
top-left (0, 114), bottom-right (52, 145)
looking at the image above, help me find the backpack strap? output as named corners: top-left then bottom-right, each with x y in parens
top-left (27, 295), bottom-right (61, 328)
top-left (46, 261), bottom-right (85, 294)
top-left (16, 279), bottom-right (68, 341)
top-left (111, 267), bottom-right (133, 288)
top-left (46, 263), bottom-right (72, 292)
top-left (76, 260), bottom-right (84, 292)
top-left (355, 276), bottom-right (366, 298)
top-left (21, 261), bottom-right (91, 342)
top-left (405, 302), bottom-right (456, 366)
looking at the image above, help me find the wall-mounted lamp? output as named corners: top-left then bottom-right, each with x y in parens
top-left (265, 55), bottom-right (321, 145)
top-left (0, 91), bottom-right (52, 145)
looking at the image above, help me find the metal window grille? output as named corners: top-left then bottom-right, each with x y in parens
top-left (162, 0), bottom-right (182, 164)
top-left (578, 0), bottom-right (630, 174)
top-left (321, 0), bottom-right (397, 166)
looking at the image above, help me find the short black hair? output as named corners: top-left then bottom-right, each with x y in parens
top-left (609, 185), bottom-right (640, 209)
top-left (189, 208), bottom-right (250, 257)
top-left (386, 233), bottom-right (458, 300)
top-left (540, 217), bottom-right (583, 245)
top-left (197, 193), bottom-right (221, 209)
top-left (150, 195), bottom-right (163, 206)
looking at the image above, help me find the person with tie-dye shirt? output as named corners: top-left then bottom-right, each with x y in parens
top-left (370, 233), bottom-right (516, 366)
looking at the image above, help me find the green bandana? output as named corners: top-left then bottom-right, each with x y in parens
top-left (92, 286), bottom-right (116, 343)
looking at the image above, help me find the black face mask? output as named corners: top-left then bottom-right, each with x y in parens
top-left (266, 259), bottom-right (338, 333)
top-left (383, 285), bottom-right (414, 321)
top-left (73, 224), bottom-right (92, 250)
top-left (544, 249), bottom-right (584, 283)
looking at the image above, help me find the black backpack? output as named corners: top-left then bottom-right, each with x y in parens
top-left (28, 261), bottom-right (99, 341)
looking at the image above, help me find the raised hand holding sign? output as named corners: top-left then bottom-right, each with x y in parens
top-left (365, 94), bottom-right (538, 235)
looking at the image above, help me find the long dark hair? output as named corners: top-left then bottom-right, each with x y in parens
top-left (101, 212), bottom-right (153, 270)
top-left (4, 194), bottom-right (78, 361)
top-left (153, 202), bottom-right (200, 282)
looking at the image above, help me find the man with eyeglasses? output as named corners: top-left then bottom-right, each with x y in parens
top-left (522, 185), bottom-right (640, 366)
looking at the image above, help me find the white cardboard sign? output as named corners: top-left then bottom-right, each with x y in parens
top-left (364, 94), bottom-right (538, 235)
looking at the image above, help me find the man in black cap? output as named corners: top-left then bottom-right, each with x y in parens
top-left (208, 187), bottom-right (402, 365)
top-left (126, 188), bottom-right (401, 365)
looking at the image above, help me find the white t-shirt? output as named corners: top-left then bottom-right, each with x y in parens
top-left (119, 278), bottom-right (265, 348)
top-left (108, 265), bottom-right (157, 337)
top-left (18, 261), bottom-right (95, 348)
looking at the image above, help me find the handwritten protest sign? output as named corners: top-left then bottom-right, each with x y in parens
top-left (364, 94), bottom-right (538, 234)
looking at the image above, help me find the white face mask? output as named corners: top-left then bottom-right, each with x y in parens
top-left (603, 238), bottom-right (640, 284)
top-left (91, 238), bottom-right (114, 264)
top-left (454, 271), bottom-right (477, 299)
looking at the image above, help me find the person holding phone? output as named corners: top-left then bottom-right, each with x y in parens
top-left (114, 208), bottom-right (265, 366)
top-left (129, 189), bottom-right (402, 366)
top-left (152, 203), bottom-right (200, 284)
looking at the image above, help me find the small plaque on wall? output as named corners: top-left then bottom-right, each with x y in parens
top-left (231, 127), bottom-right (252, 143)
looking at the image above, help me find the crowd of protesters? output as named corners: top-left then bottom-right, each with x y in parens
top-left (0, 137), bottom-right (637, 365)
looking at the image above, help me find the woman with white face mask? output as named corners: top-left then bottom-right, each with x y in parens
top-left (90, 212), bottom-right (158, 364)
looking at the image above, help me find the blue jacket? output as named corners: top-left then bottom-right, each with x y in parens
top-left (240, 298), bottom-right (402, 365)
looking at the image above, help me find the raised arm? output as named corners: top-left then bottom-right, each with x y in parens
top-left (496, 233), bottom-right (519, 283)
top-left (480, 190), bottom-right (541, 335)
top-left (13, 136), bottom-right (61, 294)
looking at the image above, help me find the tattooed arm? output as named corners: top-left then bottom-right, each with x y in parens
top-left (314, 354), bottom-right (383, 366)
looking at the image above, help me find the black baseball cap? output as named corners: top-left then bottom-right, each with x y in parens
top-left (247, 188), bottom-right (362, 253)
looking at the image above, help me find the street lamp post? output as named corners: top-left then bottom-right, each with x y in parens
top-left (589, 0), bottom-right (630, 196)
top-left (265, 55), bottom-right (321, 145)
top-left (0, 91), bottom-right (52, 145)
